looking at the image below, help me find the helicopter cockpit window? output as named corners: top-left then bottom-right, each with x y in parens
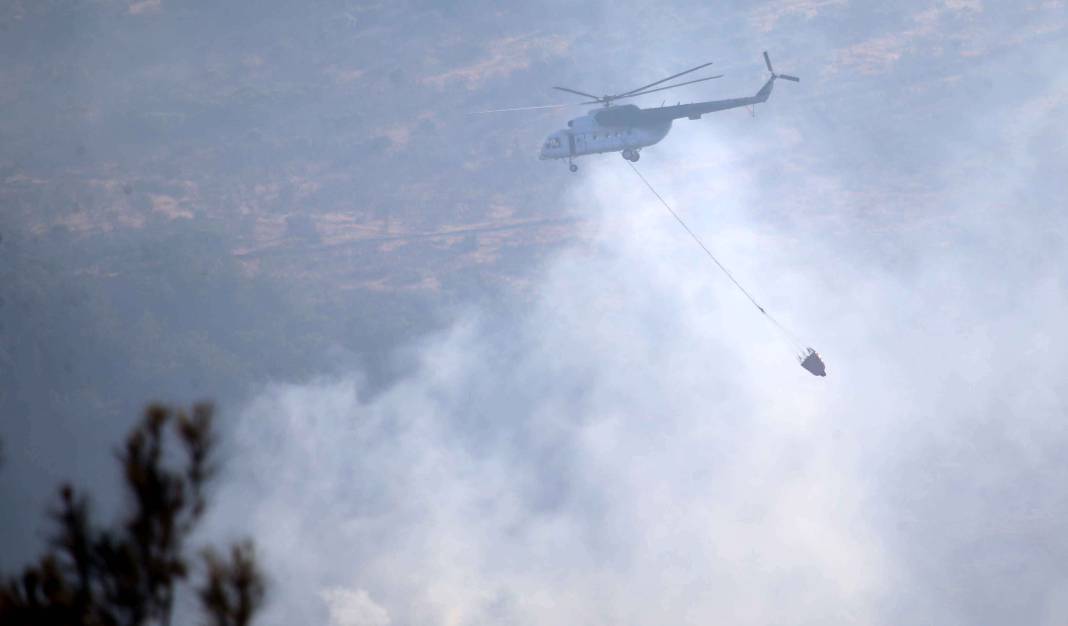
top-left (545, 137), bottom-right (561, 148)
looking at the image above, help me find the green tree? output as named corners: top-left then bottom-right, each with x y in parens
top-left (0, 404), bottom-right (265, 626)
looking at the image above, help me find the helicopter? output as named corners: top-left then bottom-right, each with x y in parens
top-left (519, 52), bottom-right (798, 172)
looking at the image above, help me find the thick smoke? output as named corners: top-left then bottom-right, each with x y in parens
top-left (210, 87), bottom-right (1068, 625)
top-left (4, 2), bottom-right (1064, 624)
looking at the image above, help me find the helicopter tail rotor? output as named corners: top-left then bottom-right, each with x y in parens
top-left (763, 51), bottom-right (800, 82)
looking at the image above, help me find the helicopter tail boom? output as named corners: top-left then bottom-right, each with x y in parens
top-left (635, 76), bottom-right (774, 123)
top-left (637, 52), bottom-right (796, 123)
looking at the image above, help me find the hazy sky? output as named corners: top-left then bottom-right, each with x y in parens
top-left (4, 1), bottom-right (1068, 625)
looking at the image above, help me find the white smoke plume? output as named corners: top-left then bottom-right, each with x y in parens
top-left (209, 93), bottom-right (1068, 624)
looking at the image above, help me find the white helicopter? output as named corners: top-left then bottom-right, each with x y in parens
top-left (502, 52), bottom-right (798, 172)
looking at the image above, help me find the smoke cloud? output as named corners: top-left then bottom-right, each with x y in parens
top-left (4, 3), bottom-right (1064, 625)
top-left (210, 89), bottom-right (1068, 624)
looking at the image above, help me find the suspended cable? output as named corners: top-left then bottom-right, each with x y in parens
top-left (626, 161), bottom-right (808, 354)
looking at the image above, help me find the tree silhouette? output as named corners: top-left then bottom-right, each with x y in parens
top-left (0, 403), bottom-right (265, 626)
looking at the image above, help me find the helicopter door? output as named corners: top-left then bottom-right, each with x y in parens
top-left (574, 132), bottom-right (588, 155)
top-left (567, 131), bottom-right (576, 157)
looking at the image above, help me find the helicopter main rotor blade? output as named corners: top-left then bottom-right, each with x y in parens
top-left (615, 61), bottom-right (715, 98)
top-left (764, 51), bottom-right (774, 74)
top-left (553, 86), bottom-right (602, 101)
top-left (777, 74), bottom-right (800, 82)
top-left (470, 103), bottom-right (577, 114)
top-left (615, 74), bottom-right (724, 100)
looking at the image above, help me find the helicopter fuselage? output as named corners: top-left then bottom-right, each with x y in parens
top-left (539, 107), bottom-right (672, 161)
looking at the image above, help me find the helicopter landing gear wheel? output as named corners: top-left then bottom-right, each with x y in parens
top-left (569, 163), bottom-right (578, 173)
top-left (622, 149), bottom-right (640, 162)
top-left (630, 151), bottom-right (640, 162)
